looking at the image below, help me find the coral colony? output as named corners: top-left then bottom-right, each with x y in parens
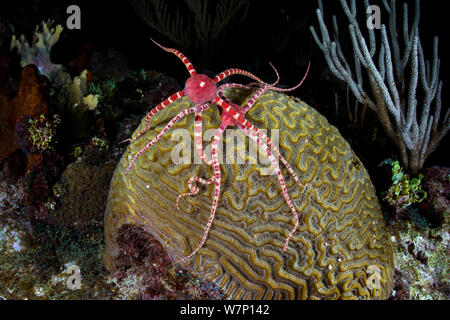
top-left (310, 0), bottom-right (448, 176)
top-left (124, 40), bottom-right (310, 263)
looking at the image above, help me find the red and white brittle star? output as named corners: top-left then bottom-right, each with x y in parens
top-left (124, 40), bottom-right (310, 263)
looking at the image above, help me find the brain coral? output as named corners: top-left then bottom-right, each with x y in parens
top-left (104, 89), bottom-right (394, 299)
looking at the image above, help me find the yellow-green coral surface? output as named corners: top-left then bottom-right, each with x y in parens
top-left (104, 89), bottom-right (394, 299)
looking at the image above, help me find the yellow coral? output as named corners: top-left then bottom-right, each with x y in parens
top-left (104, 89), bottom-right (394, 299)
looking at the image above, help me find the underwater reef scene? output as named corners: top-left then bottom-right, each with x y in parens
top-left (0, 0), bottom-right (448, 301)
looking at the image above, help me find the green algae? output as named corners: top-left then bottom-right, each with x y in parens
top-left (393, 222), bottom-right (449, 300)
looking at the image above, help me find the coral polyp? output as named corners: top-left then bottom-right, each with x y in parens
top-left (124, 40), bottom-right (310, 262)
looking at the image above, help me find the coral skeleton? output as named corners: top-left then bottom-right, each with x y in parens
top-left (125, 40), bottom-right (310, 263)
top-left (310, 0), bottom-right (449, 175)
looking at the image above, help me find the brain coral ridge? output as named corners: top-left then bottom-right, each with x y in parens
top-left (104, 88), bottom-right (394, 300)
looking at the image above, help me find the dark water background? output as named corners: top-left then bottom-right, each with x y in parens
top-left (0, 0), bottom-right (448, 171)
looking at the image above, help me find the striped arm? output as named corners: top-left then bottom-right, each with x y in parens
top-left (194, 112), bottom-right (214, 166)
top-left (243, 85), bottom-right (269, 113)
top-left (269, 62), bottom-right (280, 86)
top-left (216, 83), bottom-right (269, 114)
top-left (151, 39), bottom-right (197, 76)
top-left (266, 62), bottom-right (311, 93)
top-left (126, 91), bottom-right (185, 144)
top-left (178, 123), bottom-right (225, 263)
top-left (124, 103), bottom-right (209, 176)
top-left (214, 68), bottom-right (268, 85)
top-left (215, 96), bottom-right (304, 250)
top-left (216, 83), bottom-right (251, 99)
top-left (247, 62), bottom-right (280, 87)
top-left (176, 110), bottom-right (217, 210)
top-left (213, 96), bottom-right (254, 130)
top-left (216, 83), bottom-right (253, 109)
top-left (216, 62), bottom-right (308, 94)
top-left (176, 176), bottom-right (215, 210)
top-left (239, 124), bottom-right (300, 252)
top-left (251, 127), bottom-right (304, 190)
top-left (214, 62), bottom-right (281, 85)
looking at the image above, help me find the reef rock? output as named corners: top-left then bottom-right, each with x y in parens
top-left (50, 160), bottom-right (116, 229)
top-left (104, 89), bottom-right (394, 299)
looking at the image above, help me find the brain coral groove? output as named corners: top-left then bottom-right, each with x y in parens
top-left (104, 89), bottom-right (394, 299)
